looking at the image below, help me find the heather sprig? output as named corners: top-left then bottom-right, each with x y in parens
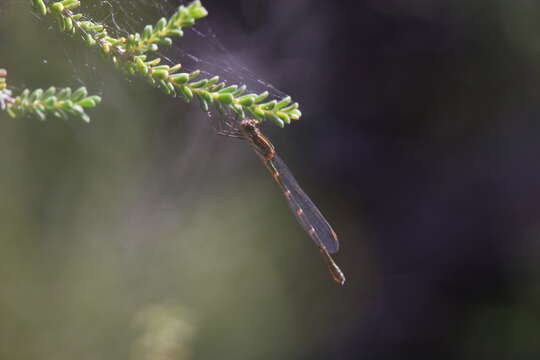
top-left (32, 0), bottom-right (302, 127)
top-left (0, 68), bottom-right (101, 122)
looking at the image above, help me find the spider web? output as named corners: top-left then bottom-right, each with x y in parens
top-left (73, 0), bottom-right (289, 105)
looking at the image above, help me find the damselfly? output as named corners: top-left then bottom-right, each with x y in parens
top-left (221, 118), bottom-right (345, 285)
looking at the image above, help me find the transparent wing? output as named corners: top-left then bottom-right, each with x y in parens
top-left (262, 154), bottom-right (340, 254)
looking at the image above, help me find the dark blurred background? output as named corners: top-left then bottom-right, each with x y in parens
top-left (2, 0), bottom-right (540, 359)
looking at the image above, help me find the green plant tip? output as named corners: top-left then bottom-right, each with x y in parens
top-left (170, 73), bottom-right (190, 84)
top-left (189, 2), bottom-right (208, 19)
top-left (180, 86), bottom-right (193, 101)
top-left (217, 93), bottom-right (234, 104)
top-left (50, 2), bottom-right (64, 13)
top-left (238, 95), bottom-right (255, 107)
top-left (33, 0), bottom-right (47, 15)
